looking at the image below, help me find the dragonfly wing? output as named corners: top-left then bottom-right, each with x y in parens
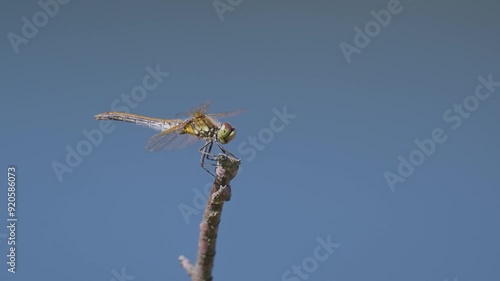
top-left (175, 101), bottom-right (212, 118)
top-left (206, 108), bottom-right (244, 119)
top-left (145, 121), bottom-right (200, 152)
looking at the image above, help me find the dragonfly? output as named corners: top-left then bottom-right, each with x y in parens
top-left (94, 101), bottom-right (241, 176)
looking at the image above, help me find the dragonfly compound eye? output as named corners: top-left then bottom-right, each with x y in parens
top-left (218, 122), bottom-right (236, 144)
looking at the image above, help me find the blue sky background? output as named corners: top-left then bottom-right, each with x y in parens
top-left (1, 0), bottom-right (499, 281)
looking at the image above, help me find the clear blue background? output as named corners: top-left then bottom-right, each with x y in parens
top-left (1, 0), bottom-right (499, 281)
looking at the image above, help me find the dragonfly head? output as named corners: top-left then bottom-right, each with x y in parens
top-left (217, 122), bottom-right (236, 144)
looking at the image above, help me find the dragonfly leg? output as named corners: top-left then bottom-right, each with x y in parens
top-left (199, 141), bottom-right (217, 177)
top-left (215, 141), bottom-right (235, 158)
top-left (199, 140), bottom-right (236, 177)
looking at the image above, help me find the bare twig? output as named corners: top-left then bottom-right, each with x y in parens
top-left (179, 153), bottom-right (241, 281)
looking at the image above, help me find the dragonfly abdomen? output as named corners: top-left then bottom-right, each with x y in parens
top-left (95, 112), bottom-right (179, 131)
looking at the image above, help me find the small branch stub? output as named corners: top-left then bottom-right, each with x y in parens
top-left (179, 256), bottom-right (195, 278)
top-left (179, 153), bottom-right (240, 281)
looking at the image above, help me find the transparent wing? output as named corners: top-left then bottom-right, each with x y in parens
top-left (206, 108), bottom-right (245, 119)
top-left (145, 120), bottom-right (201, 152)
top-left (175, 101), bottom-right (211, 118)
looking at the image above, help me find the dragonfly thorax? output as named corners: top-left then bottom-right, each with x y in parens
top-left (181, 120), bottom-right (236, 144)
